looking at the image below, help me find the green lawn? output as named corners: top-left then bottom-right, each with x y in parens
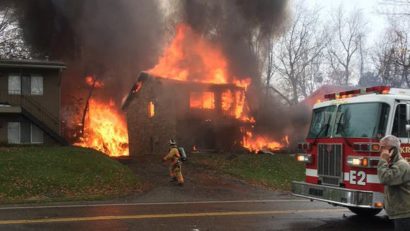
top-left (191, 153), bottom-right (305, 190)
top-left (0, 146), bottom-right (141, 203)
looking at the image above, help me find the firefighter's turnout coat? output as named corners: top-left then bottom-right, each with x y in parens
top-left (378, 151), bottom-right (410, 219)
top-left (163, 145), bottom-right (184, 184)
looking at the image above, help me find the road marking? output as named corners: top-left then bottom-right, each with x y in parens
top-left (0, 208), bottom-right (346, 225)
top-left (0, 199), bottom-right (308, 210)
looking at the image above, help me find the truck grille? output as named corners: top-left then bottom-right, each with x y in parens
top-left (318, 144), bottom-right (343, 186)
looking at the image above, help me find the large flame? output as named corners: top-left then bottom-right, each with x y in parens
top-left (149, 24), bottom-right (231, 84)
top-left (75, 99), bottom-right (129, 156)
top-left (147, 23), bottom-right (289, 153)
top-left (190, 92), bottom-right (215, 110)
top-left (148, 23), bottom-right (252, 119)
top-left (242, 131), bottom-right (289, 153)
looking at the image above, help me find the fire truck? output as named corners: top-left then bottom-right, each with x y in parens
top-left (292, 86), bottom-right (410, 216)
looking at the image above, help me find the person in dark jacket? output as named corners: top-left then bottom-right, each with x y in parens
top-left (378, 135), bottom-right (410, 231)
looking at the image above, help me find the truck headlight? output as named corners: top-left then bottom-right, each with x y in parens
top-left (296, 154), bottom-right (313, 164)
top-left (347, 156), bottom-right (379, 168)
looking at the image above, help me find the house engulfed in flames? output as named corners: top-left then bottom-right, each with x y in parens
top-left (118, 23), bottom-right (288, 158)
top-left (122, 72), bottom-right (253, 157)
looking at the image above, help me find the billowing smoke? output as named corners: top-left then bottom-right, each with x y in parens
top-left (8, 0), bottom-right (289, 98)
top-left (176, 0), bottom-right (307, 144)
top-left (5, 0), bottom-right (309, 148)
top-left (180, 0), bottom-right (288, 82)
top-left (6, 0), bottom-right (164, 102)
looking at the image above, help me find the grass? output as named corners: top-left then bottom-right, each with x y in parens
top-left (0, 146), bottom-right (141, 204)
top-left (190, 152), bottom-right (305, 191)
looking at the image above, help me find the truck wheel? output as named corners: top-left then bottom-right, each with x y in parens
top-left (347, 207), bottom-right (382, 216)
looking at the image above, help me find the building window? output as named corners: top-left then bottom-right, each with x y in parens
top-left (8, 74), bottom-right (44, 96)
top-left (8, 75), bottom-right (21, 95)
top-left (7, 122), bottom-right (44, 144)
top-left (31, 75), bottom-right (43, 95)
top-left (7, 122), bottom-right (20, 144)
top-left (148, 101), bottom-right (155, 118)
top-left (190, 92), bottom-right (215, 110)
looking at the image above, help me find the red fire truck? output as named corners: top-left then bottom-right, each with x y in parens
top-left (292, 86), bottom-right (410, 216)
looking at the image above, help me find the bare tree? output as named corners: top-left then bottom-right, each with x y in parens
top-left (0, 6), bottom-right (30, 59)
top-left (257, 37), bottom-right (292, 105)
top-left (270, 2), bottom-right (328, 105)
top-left (327, 6), bottom-right (366, 86)
top-left (373, 22), bottom-right (410, 87)
top-left (378, 0), bottom-right (410, 17)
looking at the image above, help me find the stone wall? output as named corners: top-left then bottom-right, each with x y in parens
top-left (125, 74), bottom-right (246, 159)
top-left (126, 77), bottom-right (177, 158)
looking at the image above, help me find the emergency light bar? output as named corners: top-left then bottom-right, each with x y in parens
top-left (324, 86), bottom-right (390, 100)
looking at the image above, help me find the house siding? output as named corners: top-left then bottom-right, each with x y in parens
top-left (0, 68), bottom-right (61, 122)
top-left (0, 60), bottom-right (65, 146)
top-left (0, 114), bottom-right (58, 145)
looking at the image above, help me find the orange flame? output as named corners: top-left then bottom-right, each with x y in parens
top-left (242, 130), bottom-right (288, 153)
top-left (190, 92), bottom-right (215, 110)
top-left (147, 23), bottom-right (284, 153)
top-left (75, 99), bottom-right (129, 156)
top-left (85, 76), bottom-right (104, 88)
top-left (148, 101), bottom-right (155, 118)
top-left (148, 23), bottom-right (250, 89)
top-left (221, 90), bottom-right (234, 112)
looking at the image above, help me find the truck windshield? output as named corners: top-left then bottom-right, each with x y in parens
top-left (307, 106), bottom-right (336, 138)
top-left (334, 102), bottom-right (390, 138)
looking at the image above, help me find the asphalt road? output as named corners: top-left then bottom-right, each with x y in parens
top-left (0, 198), bottom-right (393, 231)
top-left (0, 154), bottom-right (394, 230)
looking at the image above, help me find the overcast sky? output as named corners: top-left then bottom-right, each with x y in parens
top-left (307, 0), bottom-right (388, 45)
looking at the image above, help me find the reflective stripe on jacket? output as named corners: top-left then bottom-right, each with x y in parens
top-left (163, 146), bottom-right (180, 164)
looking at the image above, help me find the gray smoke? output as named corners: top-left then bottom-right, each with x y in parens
top-left (5, 0), bottom-right (302, 146)
top-left (178, 0), bottom-right (294, 142)
top-left (5, 0), bottom-right (164, 102)
top-left (180, 0), bottom-right (288, 81)
top-left (6, 0), bottom-right (288, 100)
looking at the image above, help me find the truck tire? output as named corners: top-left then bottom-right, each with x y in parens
top-left (347, 207), bottom-right (382, 216)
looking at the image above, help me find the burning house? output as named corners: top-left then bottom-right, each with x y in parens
top-left (122, 72), bottom-right (252, 157)
top-left (119, 23), bottom-right (289, 158)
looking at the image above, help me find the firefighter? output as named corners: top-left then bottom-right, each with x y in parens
top-left (162, 139), bottom-right (184, 186)
top-left (378, 135), bottom-right (410, 231)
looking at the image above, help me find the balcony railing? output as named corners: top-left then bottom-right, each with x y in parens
top-left (0, 91), bottom-right (60, 134)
